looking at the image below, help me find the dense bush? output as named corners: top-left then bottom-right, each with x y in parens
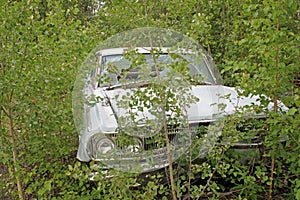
top-left (0, 0), bottom-right (299, 199)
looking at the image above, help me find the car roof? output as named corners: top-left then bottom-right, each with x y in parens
top-left (95, 47), bottom-right (196, 56)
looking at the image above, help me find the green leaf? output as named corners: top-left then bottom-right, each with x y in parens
top-left (288, 107), bottom-right (297, 116)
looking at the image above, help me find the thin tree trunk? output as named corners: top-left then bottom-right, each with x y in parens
top-left (2, 93), bottom-right (24, 200)
top-left (268, 1), bottom-right (280, 199)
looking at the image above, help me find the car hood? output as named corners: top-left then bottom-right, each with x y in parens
top-left (85, 85), bottom-right (285, 133)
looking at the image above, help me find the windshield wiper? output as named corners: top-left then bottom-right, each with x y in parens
top-left (104, 84), bottom-right (123, 90)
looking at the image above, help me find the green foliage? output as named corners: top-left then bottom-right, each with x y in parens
top-left (1, 0), bottom-right (299, 199)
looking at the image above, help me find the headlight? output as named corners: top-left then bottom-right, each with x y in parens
top-left (96, 137), bottom-right (115, 154)
top-left (88, 134), bottom-right (115, 158)
top-left (126, 137), bottom-right (143, 153)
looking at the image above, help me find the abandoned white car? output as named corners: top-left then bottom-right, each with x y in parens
top-left (76, 47), bottom-right (287, 172)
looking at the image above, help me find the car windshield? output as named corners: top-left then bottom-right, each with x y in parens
top-left (98, 53), bottom-right (216, 87)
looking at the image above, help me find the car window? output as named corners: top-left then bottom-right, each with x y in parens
top-left (99, 53), bottom-right (215, 87)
